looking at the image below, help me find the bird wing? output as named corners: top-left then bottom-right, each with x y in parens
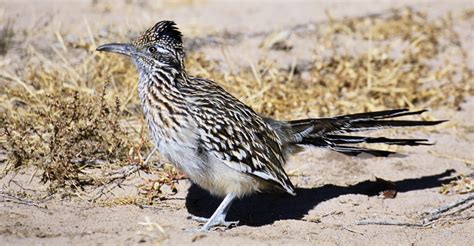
top-left (186, 78), bottom-right (295, 195)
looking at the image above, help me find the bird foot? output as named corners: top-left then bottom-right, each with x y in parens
top-left (187, 215), bottom-right (239, 231)
top-left (187, 215), bottom-right (209, 223)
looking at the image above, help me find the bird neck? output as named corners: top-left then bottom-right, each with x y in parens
top-left (138, 64), bottom-right (189, 120)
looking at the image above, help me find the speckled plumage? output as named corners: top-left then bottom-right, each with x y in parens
top-left (131, 21), bottom-right (296, 198)
top-left (96, 20), bottom-right (444, 231)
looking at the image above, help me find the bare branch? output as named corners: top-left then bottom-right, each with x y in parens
top-left (0, 191), bottom-right (46, 208)
top-left (422, 193), bottom-right (474, 224)
top-left (357, 193), bottom-right (474, 227)
top-left (356, 220), bottom-right (423, 227)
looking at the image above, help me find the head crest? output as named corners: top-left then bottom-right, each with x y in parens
top-left (133, 21), bottom-right (183, 50)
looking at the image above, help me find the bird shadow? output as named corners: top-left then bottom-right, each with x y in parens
top-left (185, 169), bottom-right (456, 227)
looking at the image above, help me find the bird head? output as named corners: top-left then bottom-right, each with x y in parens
top-left (96, 21), bottom-right (185, 74)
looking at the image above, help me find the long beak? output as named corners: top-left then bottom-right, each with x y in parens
top-left (96, 43), bottom-right (136, 56)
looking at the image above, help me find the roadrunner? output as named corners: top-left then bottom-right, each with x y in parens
top-left (97, 21), bottom-right (445, 231)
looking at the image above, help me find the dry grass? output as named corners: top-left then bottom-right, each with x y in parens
top-left (1, 31), bottom-right (147, 195)
top-left (439, 174), bottom-right (473, 195)
top-left (0, 19), bottom-right (14, 55)
top-left (189, 9), bottom-right (473, 120)
top-left (0, 8), bottom-right (473, 201)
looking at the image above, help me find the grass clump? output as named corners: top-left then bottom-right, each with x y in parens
top-left (1, 84), bottom-right (141, 192)
top-left (0, 19), bottom-right (14, 55)
top-left (0, 34), bottom-right (152, 196)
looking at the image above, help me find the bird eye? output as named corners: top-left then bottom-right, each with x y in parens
top-left (148, 46), bottom-right (157, 53)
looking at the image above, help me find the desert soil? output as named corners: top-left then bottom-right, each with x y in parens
top-left (1, 0), bottom-right (473, 245)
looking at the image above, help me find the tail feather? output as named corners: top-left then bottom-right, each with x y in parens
top-left (341, 120), bottom-right (446, 133)
top-left (333, 109), bottom-right (428, 121)
top-left (328, 145), bottom-right (396, 157)
top-left (288, 108), bottom-right (426, 126)
top-left (324, 135), bottom-right (433, 146)
top-left (286, 108), bottom-right (445, 157)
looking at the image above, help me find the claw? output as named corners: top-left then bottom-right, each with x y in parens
top-left (186, 215), bottom-right (239, 231)
top-left (220, 220), bottom-right (239, 228)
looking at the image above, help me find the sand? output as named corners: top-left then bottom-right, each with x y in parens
top-left (1, 0), bottom-right (473, 245)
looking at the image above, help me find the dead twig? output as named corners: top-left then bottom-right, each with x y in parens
top-left (422, 193), bottom-right (474, 224)
top-left (0, 191), bottom-right (46, 208)
top-left (341, 225), bottom-right (366, 236)
top-left (357, 193), bottom-right (474, 227)
top-left (356, 220), bottom-right (423, 227)
top-left (88, 179), bottom-right (122, 202)
top-left (88, 164), bottom-right (143, 202)
top-left (106, 164), bottom-right (141, 181)
top-left (143, 147), bottom-right (157, 166)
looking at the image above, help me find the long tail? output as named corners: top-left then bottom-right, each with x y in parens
top-left (286, 109), bottom-right (446, 157)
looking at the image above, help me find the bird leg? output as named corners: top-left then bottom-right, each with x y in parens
top-left (188, 193), bottom-right (239, 231)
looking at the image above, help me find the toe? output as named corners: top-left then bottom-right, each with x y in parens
top-left (187, 215), bottom-right (209, 223)
top-left (222, 220), bottom-right (239, 229)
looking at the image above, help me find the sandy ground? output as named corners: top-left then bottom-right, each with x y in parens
top-left (1, 0), bottom-right (473, 245)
